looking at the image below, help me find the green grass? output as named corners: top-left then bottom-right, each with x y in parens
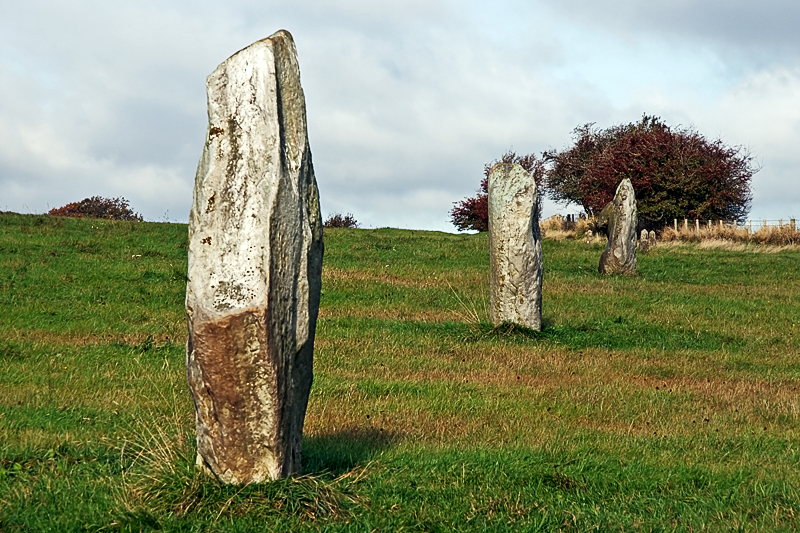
top-left (1, 212), bottom-right (799, 531)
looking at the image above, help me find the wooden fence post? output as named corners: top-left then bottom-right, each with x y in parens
top-left (674, 219), bottom-right (678, 231)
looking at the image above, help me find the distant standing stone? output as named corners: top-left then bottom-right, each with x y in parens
top-left (649, 230), bottom-right (657, 243)
top-left (638, 228), bottom-right (651, 252)
top-left (488, 162), bottom-right (542, 330)
top-left (586, 229), bottom-right (593, 243)
top-left (185, 30), bottom-right (323, 484)
top-left (598, 178), bottom-right (637, 274)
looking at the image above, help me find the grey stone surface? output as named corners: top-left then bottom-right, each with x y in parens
top-left (185, 30), bottom-right (323, 484)
top-left (488, 162), bottom-right (542, 330)
top-left (598, 178), bottom-right (637, 274)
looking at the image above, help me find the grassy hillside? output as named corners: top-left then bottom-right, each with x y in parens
top-left (1, 211), bottom-right (799, 531)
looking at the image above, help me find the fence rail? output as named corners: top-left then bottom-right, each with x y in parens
top-left (672, 218), bottom-right (798, 234)
top-left (553, 213), bottom-right (799, 234)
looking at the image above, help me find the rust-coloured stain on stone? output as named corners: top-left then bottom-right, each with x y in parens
top-left (189, 309), bottom-right (280, 481)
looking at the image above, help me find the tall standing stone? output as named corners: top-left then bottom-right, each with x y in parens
top-left (488, 163), bottom-right (543, 330)
top-left (185, 30), bottom-right (323, 484)
top-left (598, 178), bottom-right (637, 274)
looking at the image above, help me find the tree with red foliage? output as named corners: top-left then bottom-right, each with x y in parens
top-left (450, 151), bottom-right (544, 232)
top-left (543, 116), bottom-right (757, 226)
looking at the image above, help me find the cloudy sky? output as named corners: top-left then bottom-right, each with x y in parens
top-left (2, 1), bottom-right (799, 231)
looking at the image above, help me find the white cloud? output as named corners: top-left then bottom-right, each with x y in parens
top-left (539, 0), bottom-right (800, 61)
top-left (710, 68), bottom-right (800, 218)
top-left (0, 0), bottom-right (798, 229)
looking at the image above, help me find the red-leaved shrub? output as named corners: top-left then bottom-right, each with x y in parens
top-left (323, 213), bottom-right (359, 228)
top-left (450, 151), bottom-right (544, 232)
top-left (544, 116), bottom-right (757, 228)
top-left (48, 196), bottom-right (143, 221)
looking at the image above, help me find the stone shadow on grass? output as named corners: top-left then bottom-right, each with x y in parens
top-left (328, 316), bottom-right (743, 353)
top-left (468, 316), bottom-right (742, 352)
top-left (302, 426), bottom-right (399, 476)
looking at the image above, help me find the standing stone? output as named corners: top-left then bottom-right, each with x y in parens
top-left (649, 230), bottom-right (657, 243)
top-left (638, 228), bottom-right (651, 252)
top-left (185, 30), bottom-right (323, 484)
top-left (488, 163), bottom-right (542, 330)
top-left (598, 178), bottom-right (637, 274)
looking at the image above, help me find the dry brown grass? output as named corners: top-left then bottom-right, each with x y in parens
top-left (0, 330), bottom-right (183, 349)
top-left (319, 306), bottom-right (462, 322)
top-left (540, 215), bottom-right (593, 241)
top-left (695, 240), bottom-right (797, 252)
top-left (544, 278), bottom-right (616, 295)
top-left (660, 223), bottom-right (800, 247)
top-left (540, 214), bottom-right (800, 250)
top-left (323, 267), bottom-right (451, 289)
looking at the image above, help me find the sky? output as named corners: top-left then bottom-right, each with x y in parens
top-left (2, 0), bottom-right (799, 232)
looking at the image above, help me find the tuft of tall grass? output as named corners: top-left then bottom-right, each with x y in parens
top-left (113, 389), bottom-right (367, 526)
top-left (446, 280), bottom-right (489, 325)
top-left (115, 422), bottom-right (366, 527)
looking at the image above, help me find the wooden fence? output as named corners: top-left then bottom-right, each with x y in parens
top-left (673, 218), bottom-right (798, 233)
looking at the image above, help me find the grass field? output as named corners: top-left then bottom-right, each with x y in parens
top-left (1, 211), bottom-right (799, 531)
